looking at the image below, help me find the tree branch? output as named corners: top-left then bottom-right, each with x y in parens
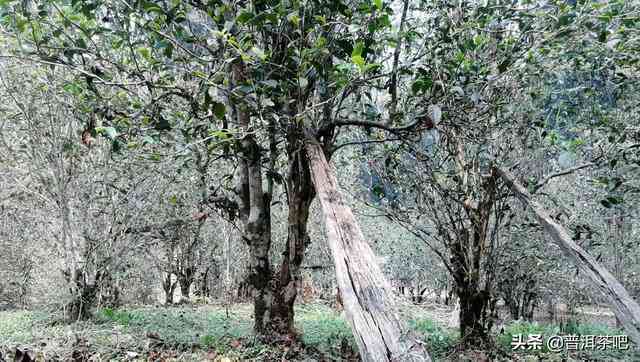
top-left (387, 0), bottom-right (410, 125)
top-left (532, 162), bottom-right (597, 193)
top-left (324, 119), bottom-right (421, 137)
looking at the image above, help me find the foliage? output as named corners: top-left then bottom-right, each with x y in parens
top-left (410, 318), bottom-right (459, 358)
top-left (296, 304), bottom-right (354, 355)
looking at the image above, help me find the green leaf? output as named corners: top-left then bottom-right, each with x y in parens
top-left (62, 82), bottom-right (83, 96)
top-left (210, 130), bottom-right (230, 139)
top-left (141, 0), bottom-right (164, 14)
top-left (411, 76), bottom-right (433, 94)
top-left (168, 194), bottom-right (178, 205)
top-left (192, 71), bottom-right (208, 79)
top-left (250, 46), bottom-right (266, 61)
top-left (557, 13), bottom-right (574, 27)
top-left (287, 13), bottom-right (300, 26)
top-left (142, 135), bottom-right (156, 145)
top-left (352, 54), bottom-right (365, 68)
top-left (96, 126), bottom-right (118, 139)
top-left (163, 43), bottom-right (174, 58)
top-left (136, 47), bottom-right (151, 60)
top-left (111, 139), bottom-right (122, 153)
top-left (155, 117), bottom-right (171, 131)
top-left (105, 127), bottom-right (118, 139)
top-left (598, 30), bottom-right (608, 43)
top-left (352, 41), bottom-right (364, 58)
top-left (373, 0), bottom-right (382, 11)
top-left (236, 10), bottom-right (254, 24)
top-left (15, 14), bottom-right (28, 33)
top-left (213, 102), bottom-right (226, 119)
top-left (607, 196), bottom-right (623, 205)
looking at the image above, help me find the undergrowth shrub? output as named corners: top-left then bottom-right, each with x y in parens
top-left (296, 304), bottom-right (354, 356)
top-left (410, 318), bottom-right (458, 357)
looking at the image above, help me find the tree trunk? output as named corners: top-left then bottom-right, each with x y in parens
top-left (65, 268), bottom-right (99, 321)
top-left (231, 59), bottom-right (273, 335)
top-left (497, 166), bottom-right (640, 346)
top-left (180, 280), bottom-right (191, 300)
top-left (97, 271), bottom-right (121, 308)
top-left (449, 229), bottom-right (494, 344)
top-left (306, 139), bottom-right (431, 362)
top-left (458, 289), bottom-right (491, 345)
top-left (163, 273), bottom-right (176, 305)
top-left (270, 134), bottom-right (315, 337)
top-left (177, 267), bottom-right (195, 301)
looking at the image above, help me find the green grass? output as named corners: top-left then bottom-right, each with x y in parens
top-left (97, 305), bottom-right (255, 354)
top-left (3, 305), bottom-right (638, 361)
top-left (0, 310), bottom-right (36, 343)
top-left (295, 304), bottom-right (354, 357)
top-left (410, 318), bottom-right (459, 358)
top-left (0, 309), bottom-right (51, 344)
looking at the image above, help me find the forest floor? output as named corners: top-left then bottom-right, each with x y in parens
top-left (0, 302), bottom-right (637, 361)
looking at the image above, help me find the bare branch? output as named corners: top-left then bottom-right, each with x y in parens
top-left (532, 162), bottom-right (597, 193)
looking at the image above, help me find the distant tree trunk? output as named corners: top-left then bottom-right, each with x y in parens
top-left (497, 166), bottom-right (640, 347)
top-left (65, 268), bottom-right (99, 320)
top-left (177, 267), bottom-right (196, 301)
top-left (179, 280), bottom-right (190, 300)
top-left (97, 270), bottom-right (121, 308)
top-left (162, 273), bottom-right (177, 305)
top-left (306, 139), bottom-right (431, 362)
top-left (270, 132), bottom-right (315, 337)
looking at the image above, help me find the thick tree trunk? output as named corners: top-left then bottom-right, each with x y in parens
top-left (231, 59), bottom-right (273, 335)
top-left (449, 231), bottom-right (494, 344)
top-left (270, 135), bottom-right (315, 337)
top-left (497, 166), bottom-right (640, 346)
top-left (458, 289), bottom-right (491, 344)
top-left (306, 139), bottom-right (431, 362)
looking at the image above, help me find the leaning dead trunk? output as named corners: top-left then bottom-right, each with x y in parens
top-left (496, 166), bottom-right (640, 346)
top-left (306, 139), bottom-right (431, 362)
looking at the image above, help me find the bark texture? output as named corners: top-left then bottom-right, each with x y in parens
top-left (270, 130), bottom-right (315, 336)
top-left (306, 139), bottom-right (431, 362)
top-left (162, 273), bottom-right (177, 305)
top-left (231, 59), bottom-right (273, 334)
top-left (497, 166), bottom-right (640, 346)
top-left (65, 268), bottom-right (99, 320)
